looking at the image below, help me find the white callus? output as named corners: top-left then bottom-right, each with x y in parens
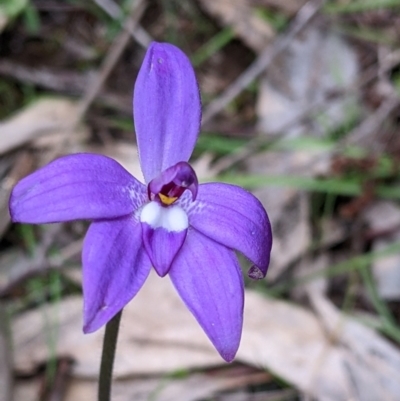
top-left (140, 201), bottom-right (188, 232)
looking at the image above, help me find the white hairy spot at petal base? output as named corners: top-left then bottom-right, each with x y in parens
top-left (140, 201), bottom-right (188, 232)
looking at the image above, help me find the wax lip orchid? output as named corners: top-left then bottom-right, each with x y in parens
top-left (9, 42), bottom-right (272, 362)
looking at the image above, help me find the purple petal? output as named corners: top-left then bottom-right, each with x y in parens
top-left (82, 215), bottom-right (151, 332)
top-left (169, 229), bottom-right (244, 362)
top-left (9, 153), bottom-right (147, 223)
top-left (133, 42), bottom-right (201, 183)
top-left (182, 183), bottom-right (272, 278)
top-left (141, 224), bottom-right (187, 276)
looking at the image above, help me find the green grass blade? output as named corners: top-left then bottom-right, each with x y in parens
top-left (324, 0), bottom-right (400, 14)
top-left (191, 27), bottom-right (234, 67)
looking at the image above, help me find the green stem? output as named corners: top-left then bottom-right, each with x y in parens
top-left (98, 310), bottom-right (122, 401)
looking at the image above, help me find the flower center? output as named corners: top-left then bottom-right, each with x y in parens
top-left (147, 161), bottom-right (198, 206)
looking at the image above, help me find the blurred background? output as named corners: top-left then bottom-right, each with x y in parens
top-left (1, 0), bottom-right (400, 400)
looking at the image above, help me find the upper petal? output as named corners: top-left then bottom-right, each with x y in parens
top-left (133, 42), bottom-right (201, 183)
top-left (82, 215), bottom-right (151, 332)
top-left (182, 183), bottom-right (272, 278)
top-left (9, 153), bottom-right (147, 223)
top-left (169, 228), bottom-right (244, 362)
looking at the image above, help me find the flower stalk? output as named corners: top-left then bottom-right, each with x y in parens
top-left (98, 310), bottom-right (122, 401)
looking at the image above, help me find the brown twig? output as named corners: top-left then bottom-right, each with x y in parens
top-left (92, 0), bottom-right (152, 48)
top-left (75, 0), bottom-right (147, 122)
top-left (344, 95), bottom-right (400, 148)
top-left (0, 61), bottom-right (132, 114)
top-left (211, 113), bottom-right (312, 174)
top-left (201, 0), bottom-right (324, 126)
top-left (41, 0), bottom-right (146, 164)
top-left (0, 62), bottom-right (91, 93)
top-left (0, 234), bottom-right (83, 298)
top-left (0, 0), bottom-right (146, 163)
top-left (211, 49), bottom-right (400, 174)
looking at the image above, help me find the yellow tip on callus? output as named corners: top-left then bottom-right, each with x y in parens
top-left (159, 193), bottom-right (178, 205)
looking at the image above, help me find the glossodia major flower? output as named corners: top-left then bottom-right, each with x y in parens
top-left (9, 42), bottom-right (272, 362)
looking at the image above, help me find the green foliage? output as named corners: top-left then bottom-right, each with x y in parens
top-left (22, 2), bottom-right (40, 33)
top-left (195, 132), bottom-right (246, 156)
top-left (324, 0), bottom-right (400, 14)
top-left (0, 0), bottom-right (28, 20)
top-left (191, 28), bottom-right (234, 67)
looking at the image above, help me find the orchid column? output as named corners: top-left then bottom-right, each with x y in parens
top-left (9, 42), bottom-right (272, 400)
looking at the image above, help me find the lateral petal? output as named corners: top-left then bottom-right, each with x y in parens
top-left (82, 216), bottom-right (151, 332)
top-left (133, 42), bottom-right (201, 183)
top-left (9, 153), bottom-right (147, 223)
top-left (169, 229), bottom-right (244, 362)
top-left (183, 183), bottom-right (272, 278)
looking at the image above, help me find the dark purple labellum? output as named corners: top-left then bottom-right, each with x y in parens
top-left (148, 161), bottom-right (198, 206)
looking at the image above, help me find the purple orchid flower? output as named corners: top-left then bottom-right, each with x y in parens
top-left (9, 42), bottom-right (272, 362)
